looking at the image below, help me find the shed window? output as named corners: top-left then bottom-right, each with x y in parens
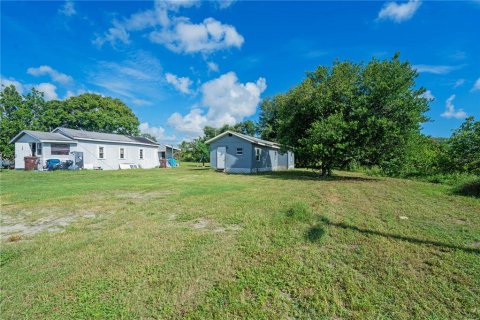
top-left (236, 147), bottom-right (243, 155)
top-left (255, 148), bottom-right (261, 161)
top-left (51, 144), bottom-right (70, 155)
top-left (36, 143), bottom-right (42, 156)
top-left (139, 149), bottom-right (144, 159)
top-left (98, 146), bottom-right (105, 159)
top-left (119, 148), bottom-right (125, 159)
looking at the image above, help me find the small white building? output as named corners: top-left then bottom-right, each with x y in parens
top-left (10, 127), bottom-right (160, 170)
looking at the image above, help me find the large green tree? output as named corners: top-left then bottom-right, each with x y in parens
top-left (0, 86), bottom-right (46, 159)
top-left (445, 116), bottom-right (480, 175)
top-left (257, 96), bottom-right (284, 141)
top-left (40, 93), bottom-right (140, 135)
top-left (273, 54), bottom-right (429, 176)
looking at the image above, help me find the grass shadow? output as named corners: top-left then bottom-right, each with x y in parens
top-left (187, 167), bottom-right (211, 171)
top-left (318, 216), bottom-right (479, 254)
top-left (251, 170), bottom-right (380, 182)
top-left (451, 179), bottom-right (480, 198)
top-left (305, 225), bottom-right (325, 242)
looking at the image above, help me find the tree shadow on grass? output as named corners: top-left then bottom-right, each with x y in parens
top-left (306, 216), bottom-right (480, 254)
top-left (451, 179), bottom-right (480, 198)
top-left (305, 225), bottom-right (325, 242)
top-left (253, 170), bottom-right (380, 182)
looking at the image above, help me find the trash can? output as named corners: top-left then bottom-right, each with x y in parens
top-left (46, 159), bottom-right (61, 171)
top-left (24, 156), bottom-right (39, 170)
top-left (160, 159), bottom-right (167, 168)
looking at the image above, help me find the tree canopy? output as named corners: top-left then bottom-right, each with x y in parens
top-left (260, 54), bottom-right (429, 175)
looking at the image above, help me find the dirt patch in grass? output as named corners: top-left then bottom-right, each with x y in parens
top-left (0, 212), bottom-right (97, 240)
top-left (115, 191), bottom-right (175, 201)
top-left (190, 218), bottom-right (242, 233)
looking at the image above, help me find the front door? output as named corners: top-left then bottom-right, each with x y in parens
top-left (217, 147), bottom-right (226, 169)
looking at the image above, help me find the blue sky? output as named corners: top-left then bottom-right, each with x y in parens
top-left (1, 0), bottom-right (479, 144)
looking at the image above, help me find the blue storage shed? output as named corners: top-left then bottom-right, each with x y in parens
top-left (205, 131), bottom-right (294, 173)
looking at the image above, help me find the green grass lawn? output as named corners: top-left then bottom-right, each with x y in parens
top-left (1, 164), bottom-right (479, 319)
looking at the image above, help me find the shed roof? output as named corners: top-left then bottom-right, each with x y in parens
top-left (9, 130), bottom-right (75, 144)
top-left (205, 131), bottom-right (281, 149)
top-left (53, 127), bottom-right (159, 146)
top-left (158, 144), bottom-right (180, 152)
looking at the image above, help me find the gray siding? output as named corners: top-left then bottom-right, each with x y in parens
top-left (209, 133), bottom-right (295, 173)
top-left (210, 135), bottom-right (253, 173)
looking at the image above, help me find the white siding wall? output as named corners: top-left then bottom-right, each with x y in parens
top-left (69, 140), bottom-right (159, 170)
top-left (14, 142), bottom-right (31, 169)
top-left (41, 143), bottom-right (76, 165)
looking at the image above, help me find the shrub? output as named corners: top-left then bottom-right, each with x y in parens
top-left (452, 177), bottom-right (480, 198)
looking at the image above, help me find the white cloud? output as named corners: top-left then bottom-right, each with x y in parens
top-left (94, 0), bottom-right (198, 47)
top-left (207, 61), bottom-right (219, 72)
top-left (93, 20), bottom-right (130, 47)
top-left (168, 108), bottom-right (207, 136)
top-left (1, 76), bottom-right (58, 101)
top-left (378, 0), bottom-right (422, 23)
top-left (421, 90), bottom-right (435, 101)
top-left (89, 51), bottom-right (164, 105)
top-left (441, 95), bottom-right (467, 119)
top-left (454, 79), bottom-right (465, 88)
top-left (139, 122), bottom-right (176, 142)
top-left (215, 0), bottom-right (236, 9)
top-left (201, 72), bottom-right (266, 125)
top-left (165, 73), bottom-right (192, 94)
top-left (149, 17), bottom-right (244, 54)
top-left (59, 0), bottom-right (76, 17)
top-left (168, 72), bottom-right (266, 136)
top-left (471, 78), bottom-right (480, 92)
top-left (1, 76), bottom-right (24, 93)
top-left (27, 65), bottom-right (73, 84)
top-left (413, 64), bottom-right (462, 75)
top-left (95, 1), bottom-right (244, 55)
top-left (34, 83), bottom-right (59, 101)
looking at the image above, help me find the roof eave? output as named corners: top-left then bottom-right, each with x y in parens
top-left (74, 137), bottom-right (159, 146)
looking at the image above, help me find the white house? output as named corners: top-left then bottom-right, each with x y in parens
top-left (10, 127), bottom-right (160, 170)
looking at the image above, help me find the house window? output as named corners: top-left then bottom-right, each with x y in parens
top-left (119, 148), bottom-right (125, 159)
top-left (36, 143), bottom-right (42, 156)
top-left (255, 148), bottom-right (261, 161)
top-left (51, 144), bottom-right (70, 155)
top-left (139, 149), bottom-right (144, 159)
top-left (236, 147), bottom-right (243, 155)
top-left (98, 146), bottom-right (105, 159)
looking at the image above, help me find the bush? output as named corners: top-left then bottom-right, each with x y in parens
top-left (452, 177), bottom-right (480, 198)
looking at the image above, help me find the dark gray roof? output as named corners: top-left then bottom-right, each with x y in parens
top-left (10, 130), bottom-right (74, 144)
top-left (54, 127), bottom-right (159, 146)
top-left (130, 136), bottom-right (158, 145)
top-left (232, 131), bottom-right (281, 148)
top-left (205, 130), bottom-right (281, 149)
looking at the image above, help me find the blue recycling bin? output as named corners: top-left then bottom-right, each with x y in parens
top-left (46, 159), bottom-right (61, 171)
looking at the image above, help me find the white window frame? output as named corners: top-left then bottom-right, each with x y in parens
top-left (139, 148), bottom-right (144, 160)
top-left (98, 145), bottom-right (106, 159)
top-left (36, 143), bottom-right (42, 156)
top-left (255, 148), bottom-right (261, 161)
top-left (236, 147), bottom-right (243, 156)
top-left (119, 147), bottom-right (126, 160)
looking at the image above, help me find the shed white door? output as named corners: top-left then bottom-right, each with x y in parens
top-left (217, 147), bottom-right (226, 169)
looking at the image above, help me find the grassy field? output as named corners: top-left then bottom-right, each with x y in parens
top-left (1, 164), bottom-right (479, 319)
